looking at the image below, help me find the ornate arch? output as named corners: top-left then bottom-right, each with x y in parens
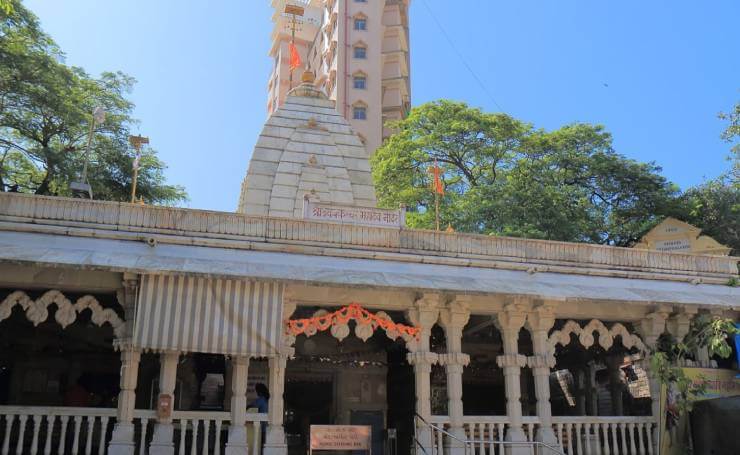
top-left (547, 319), bottom-right (647, 357)
top-left (0, 290), bottom-right (125, 338)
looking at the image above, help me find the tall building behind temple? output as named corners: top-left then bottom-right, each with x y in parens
top-left (267, 0), bottom-right (411, 155)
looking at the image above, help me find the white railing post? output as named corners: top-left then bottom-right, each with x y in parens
top-left (225, 356), bottom-right (250, 455)
top-left (150, 351), bottom-right (180, 455)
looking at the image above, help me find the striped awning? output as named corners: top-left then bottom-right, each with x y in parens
top-left (134, 275), bottom-right (284, 356)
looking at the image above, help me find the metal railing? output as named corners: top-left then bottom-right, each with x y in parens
top-left (415, 414), bottom-right (565, 455)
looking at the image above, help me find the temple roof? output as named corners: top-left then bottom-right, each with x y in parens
top-left (237, 73), bottom-right (376, 218)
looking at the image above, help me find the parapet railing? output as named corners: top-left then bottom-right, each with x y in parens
top-left (0, 192), bottom-right (737, 279)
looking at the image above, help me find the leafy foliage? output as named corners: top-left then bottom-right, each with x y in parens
top-left (0, 1), bottom-right (186, 205)
top-left (651, 316), bottom-right (740, 415)
top-left (662, 101), bottom-right (740, 256)
top-left (373, 100), bottom-right (678, 245)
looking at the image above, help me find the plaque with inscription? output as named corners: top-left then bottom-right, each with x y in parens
top-left (303, 198), bottom-right (405, 228)
top-left (310, 425), bottom-right (371, 453)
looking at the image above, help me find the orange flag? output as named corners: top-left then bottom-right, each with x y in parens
top-left (429, 160), bottom-right (444, 195)
top-left (288, 42), bottom-right (302, 70)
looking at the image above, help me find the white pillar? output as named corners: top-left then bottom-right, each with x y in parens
top-left (264, 354), bottom-right (290, 455)
top-left (109, 275), bottom-right (141, 455)
top-left (525, 304), bottom-right (558, 447)
top-left (225, 356), bottom-right (250, 455)
top-left (149, 351), bottom-right (180, 455)
top-left (264, 299), bottom-right (296, 455)
top-left (495, 302), bottom-right (529, 455)
top-left (406, 294), bottom-right (441, 454)
top-left (109, 347), bottom-right (142, 455)
top-left (439, 296), bottom-right (471, 453)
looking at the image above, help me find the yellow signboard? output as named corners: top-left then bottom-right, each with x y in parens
top-left (683, 367), bottom-right (740, 400)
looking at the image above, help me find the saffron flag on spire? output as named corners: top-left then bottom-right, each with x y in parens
top-left (429, 159), bottom-right (444, 195)
top-left (289, 42), bottom-right (302, 70)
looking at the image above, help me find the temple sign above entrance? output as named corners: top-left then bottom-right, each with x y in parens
top-left (303, 197), bottom-right (405, 228)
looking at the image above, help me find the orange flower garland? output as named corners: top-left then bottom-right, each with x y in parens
top-left (287, 303), bottom-right (420, 340)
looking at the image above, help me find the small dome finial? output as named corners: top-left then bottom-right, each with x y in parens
top-left (301, 69), bottom-right (315, 84)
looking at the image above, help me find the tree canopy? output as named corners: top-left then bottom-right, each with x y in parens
top-left (667, 101), bottom-right (740, 255)
top-left (0, 0), bottom-right (186, 204)
top-left (373, 100), bottom-right (680, 246)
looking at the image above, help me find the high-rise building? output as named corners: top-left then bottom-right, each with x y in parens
top-left (267, 0), bottom-right (411, 155)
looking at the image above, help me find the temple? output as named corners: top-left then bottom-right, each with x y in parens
top-left (0, 76), bottom-right (738, 455)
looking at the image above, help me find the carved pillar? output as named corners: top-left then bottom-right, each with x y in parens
top-left (439, 296), bottom-right (471, 452)
top-left (225, 356), bottom-right (250, 455)
top-left (109, 275), bottom-right (141, 455)
top-left (149, 351), bottom-right (180, 455)
top-left (495, 301), bottom-right (529, 454)
top-left (525, 303), bottom-right (557, 445)
top-left (638, 306), bottom-right (669, 454)
top-left (264, 301), bottom-right (296, 455)
top-left (406, 294), bottom-right (441, 454)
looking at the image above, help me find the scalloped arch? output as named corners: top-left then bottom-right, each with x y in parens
top-left (547, 319), bottom-right (647, 356)
top-left (0, 290), bottom-right (125, 338)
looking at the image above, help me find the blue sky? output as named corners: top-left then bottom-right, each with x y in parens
top-left (25, 0), bottom-right (739, 212)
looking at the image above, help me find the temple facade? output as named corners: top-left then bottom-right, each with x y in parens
top-left (0, 77), bottom-right (738, 455)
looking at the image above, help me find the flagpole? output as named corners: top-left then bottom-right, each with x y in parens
top-left (434, 190), bottom-right (440, 231)
top-left (285, 5), bottom-right (304, 90)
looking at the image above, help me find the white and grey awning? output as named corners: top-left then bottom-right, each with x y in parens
top-left (0, 231), bottom-right (737, 308)
top-left (133, 275), bottom-right (284, 356)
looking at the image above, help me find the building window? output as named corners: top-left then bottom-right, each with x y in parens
top-left (353, 106), bottom-right (367, 120)
top-left (353, 46), bottom-right (366, 59)
top-left (354, 18), bottom-right (366, 30)
top-left (353, 75), bottom-right (366, 89)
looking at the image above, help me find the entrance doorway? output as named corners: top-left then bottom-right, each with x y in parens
top-left (284, 308), bottom-right (414, 455)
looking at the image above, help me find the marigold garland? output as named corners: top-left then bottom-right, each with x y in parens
top-left (287, 303), bottom-right (420, 340)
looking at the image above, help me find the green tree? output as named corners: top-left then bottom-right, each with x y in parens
top-left (373, 100), bottom-right (677, 245)
top-left (652, 315), bottom-right (740, 416)
top-left (665, 101), bottom-right (740, 256)
top-left (0, 1), bottom-right (186, 205)
top-left (718, 100), bottom-right (739, 189)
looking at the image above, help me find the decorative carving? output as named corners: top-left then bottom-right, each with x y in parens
top-left (527, 354), bottom-right (557, 369)
top-left (496, 353), bottom-right (528, 369)
top-left (438, 352), bottom-right (471, 367)
top-left (407, 351), bottom-right (439, 366)
top-left (0, 289), bottom-right (126, 338)
top-left (547, 319), bottom-right (647, 356)
top-left (0, 291), bottom-right (32, 321)
top-left (287, 303), bottom-right (420, 344)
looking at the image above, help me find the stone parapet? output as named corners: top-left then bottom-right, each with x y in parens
top-left (0, 192), bottom-right (738, 282)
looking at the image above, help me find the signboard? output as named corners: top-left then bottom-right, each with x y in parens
top-left (660, 368), bottom-right (740, 455)
top-left (303, 198), bottom-right (405, 228)
top-left (156, 394), bottom-right (172, 419)
top-left (682, 367), bottom-right (740, 400)
top-left (654, 238), bottom-right (691, 253)
top-left (310, 425), bottom-right (371, 453)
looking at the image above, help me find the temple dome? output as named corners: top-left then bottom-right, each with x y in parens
top-left (237, 75), bottom-right (377, 218)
